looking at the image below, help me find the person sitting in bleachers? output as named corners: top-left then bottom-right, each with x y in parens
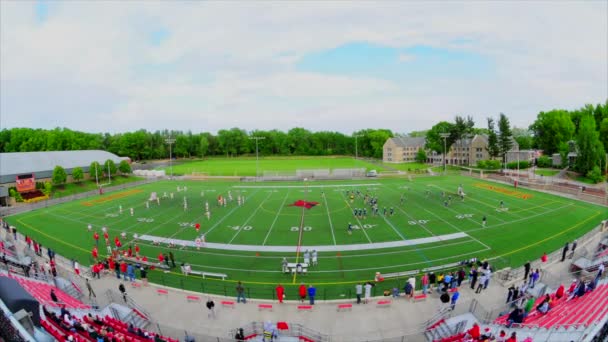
top-left (537, 301), bottom-right (550, 314)
top-left (555, 284), bottom-right (565, 299)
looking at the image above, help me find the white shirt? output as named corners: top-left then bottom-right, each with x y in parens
top-left (364, 284), bottom-right (372, 297)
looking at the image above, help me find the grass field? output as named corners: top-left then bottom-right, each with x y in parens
top-left (534, 169), bottom-right (560, 177)
top-left (52, 176), bottom-right (144, 198)
top-left (6, 175), bottom-right (606, 300)
top-left (380, 162), bottom-right (429, 172)
top-left (159, 156), bottom-right (385, 176)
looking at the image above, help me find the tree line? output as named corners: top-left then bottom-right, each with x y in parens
top-left (0, 127), bottom-right (393, 160)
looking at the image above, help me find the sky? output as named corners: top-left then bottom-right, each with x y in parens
top-left (1, 1), bottom-right (607, 135)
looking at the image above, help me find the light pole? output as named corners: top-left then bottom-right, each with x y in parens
top-left (249, 136), bottom-right (266, 179)
top-left (439, 133), bottom-right (450, 173)
top-left (353, 134), bottom-right (363, 160)
top-left (165, 137), bottom-right (175, 179)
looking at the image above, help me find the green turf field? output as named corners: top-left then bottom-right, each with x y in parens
top-left (6, 175), bottom-right (606, 300)
top-left (159, 156), bottom-right (385, 176)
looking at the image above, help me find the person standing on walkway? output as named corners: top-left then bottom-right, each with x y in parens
top-left (476, 272), bottom-right (487, 294)
top-left (364, 282), bottom-right (372, 304)
top-left (523, 261), bottom-right (531, 281)
top-left (470, 267), bottom-right (478, 290)
top-left (355, 283), bottom-right (363, 304)
top-left (450, 288), bottom-right (460, 311)
top-left (127, 264), bottom-right (135, 282)
top-left (140, 266), bottom-right (148, 286)
top-left (205, 298), bottom-right (215, 318)
top-left (120, 261), bottom-right (128, 280)
top-left (118, 283), bottom-right (127, 302)
top-left (169, 251), bottom-right (176, 268)
top-left (569, 240), bottom-right (578, 259)
top-left (421, 273), bottom-right (429, 294)
top-left (561, 242), bottom-right (569, 262)
top-left (299, 283), bottom-right (307, 303)
top-left (85, 278), bottom-right (96, 299)
top-left (276, 284), bottom-right (285, 304)
top-left (307, 285), bottom-right (316, 305)
top-left (236, 281), bottom-right (246, 303)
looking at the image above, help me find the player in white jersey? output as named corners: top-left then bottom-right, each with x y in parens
top-left (145, 201), bottom-right (149, 209)
top-left (170, 193), bottom-right (174, 200)
top-left (119, 205), bottom-right (123, 214)
top-left (130, 207), bottom-right (134, 216)
top-left (195, 237), bottom-right (202, 250)
top-left (87, 224), bottom-right (92, 231)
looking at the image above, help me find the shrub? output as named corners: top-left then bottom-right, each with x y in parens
top-left (52, 165), bottom-right (67, 185)
top-left (537, 155), bottom-right (552, 168)
top-left (43, 182), bottom-right (53, 196)
top-left (118, 160), bottom-right (132, 175)
top-left (506, 161), bottom-right (530, 169)
top-left (72, 167), bottom-right (84, 183)
top-left (586, 166), bottom-right (604, 184)
top-left (477, 160), bottom-right (501, 170)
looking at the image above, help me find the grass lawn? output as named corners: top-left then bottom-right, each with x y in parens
top-left (159, 156), bottom-right (385, 176)
top-left (534, 169), bottom-right (560, 177)
top-left (52, 176), bottom-right (144, 198)
top-left (6, 174), bottom-right (605, 300)
top-left (381, 162), bottom-right (429, 172)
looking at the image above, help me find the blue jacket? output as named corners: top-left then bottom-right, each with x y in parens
top-left (308, 287), bottom-right (316, 297)
top-left (451, 291), bottom-right (460, 302)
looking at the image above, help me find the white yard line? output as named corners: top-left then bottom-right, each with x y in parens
top-left (262, 190), bottom-right (291, 246)
top-left (227, 191), bottom-right (274, 244)
top-left (321, 190), bottom-right (338, 245)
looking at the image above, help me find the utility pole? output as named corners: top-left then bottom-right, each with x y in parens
top-left (165, 137), bottom-right (175, 179)
top-left (353, 134), bottom-right (363, 160)
top-left (249, 136), bottom-right (266, 179)
top-left (439, 133), bottom-right (450, 173)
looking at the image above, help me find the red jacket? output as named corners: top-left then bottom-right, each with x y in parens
top-left (120, 262), bottom-right (127, 273)
top-left (299, 285), bottom-right (306, 298)
top-left (92, 248), bottom-right (98, 259)
top-left (93, 232), bottom-right (99, 240)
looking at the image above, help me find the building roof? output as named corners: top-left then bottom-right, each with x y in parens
top-left (387, 136), bottom-right (426, 148)
top-left (0, 150), bottom-right (127, 178)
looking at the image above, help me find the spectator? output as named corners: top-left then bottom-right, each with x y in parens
top-left (276, 284), bottom-right (285, 303)
top-left (403, 281), bottom-right (413, 299)
top-left (364, 282), bottom-right (373, 304)
top-left (465, 323), bottom-right (480, 339)
top-left (524, 296), bottom-right (535, 318)
top-left (506, 308), bottom-right (523, 328)
top-left (523, 261), bottom-right (531, 280)
top-left (355, 283), bottom-right (363, 304)
top-left (140, 266), bottom-right (148, 286)
top-left (537, 301), bottom-right (549, 314)
top-left (555, 284), bottom-right (565, 299)
top-left (86, 278), bottom-right (96, 298)
top-left (50, 289), bottom-right (58, 303)
top-left (118, 283), bottom-right (127, 302)
top-left (234, 328), bottom-right (245, 341)
top-left (308, 284), bottom-right (316, 305)
top-left (205, 298), bottom-right (215, 318)
top-left (299, 283), bottom-right (307, 303)
top-left (421, 273), bottom-right (429, 294)
top-left (236, 281), bottom-right (246, 303)
top-left (450, 288), bottom-right (460, 311)
top-left (506, 332), bottom-right (517, 342)
top-left (127, 264), bottom-right (135, 282)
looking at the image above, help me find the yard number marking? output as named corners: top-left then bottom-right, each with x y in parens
top-left (455, 214), bottom-right (474, 219)
top-left (408, 220), bottom-right (429, 225)
top-left (291, 226), bottom-right (312, 232)
top-left (229, 225), bottom-right (253, 231)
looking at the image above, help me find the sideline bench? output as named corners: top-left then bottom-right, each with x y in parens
top-left (377, 300), bottom-right (391, 307)
top-left (221, 300), bottom-right (235, 308)
top-left (186, 295), bottom-right (201, 302)
top-left (258, 304), bottom-right (273, 311)
top-left (383, 270), bottom-right (419, 279)
top-left (337, 303), bottom-right (352, 311)
top-left (156, 289), bottom-right (168, 296)
top-left (297, 305), bottom-right (313, 312)
top-left (188, 270), bottom-right (228, 280)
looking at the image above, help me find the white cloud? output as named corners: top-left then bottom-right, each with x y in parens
top-left (1, 1), bottom-right (606, 134)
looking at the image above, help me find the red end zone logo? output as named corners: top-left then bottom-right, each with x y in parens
top-left (289, 200), bottom-right (319, 209)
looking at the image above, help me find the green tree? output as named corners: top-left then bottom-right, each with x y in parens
top-left (72, 167), bottom-right (84, 183)
top-left (52, 165), bottom-right (67, 185)
top-left (43, 182), bottom-right (53, 196)
top-left (103, 159), bottom-right (117, 178)
top-left (530, 110), bottom-right (575, 154)
top-left (486, 118), bottom-right (500, 159)
top-left (425, 121), bottom-right (455, 155)
top-left (586, 166), bottom-right (604, 184)
top-left (498, 113), bottom-right (514, 166)
top-left (415, 148), bottom-right (427, 164)
top-left (575, 113), bottom-right (605, 175)
top-left (512, 127), bottom-right (533, 150)
top-left (118, 160), bottom-right (132, 175)
top-left (89, 161), bottom-right (101, 180)
top-left (199, 135), bottom-right (209, 157)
